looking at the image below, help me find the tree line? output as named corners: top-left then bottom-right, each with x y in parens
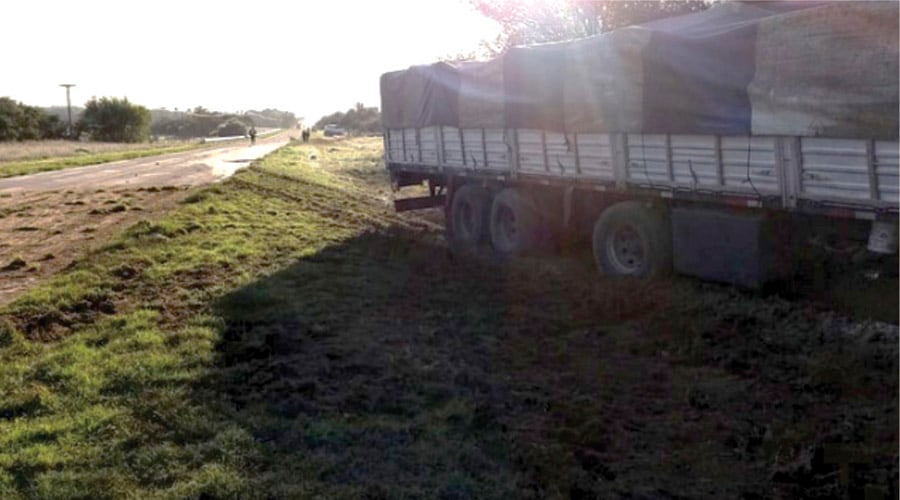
top-left (151, 111), bottom-right (251, 140)
top-left (0, 98), bottom-right (67, 141)
top-left (0, 96), bottom-right (151, 143)
top-left (1, 97), bottom-right (300, 143)
top-left (314, 103), bottom-right (381, 136)
top-left (152, 108), bottom-right (298, 139)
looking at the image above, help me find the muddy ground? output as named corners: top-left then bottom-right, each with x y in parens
top-left (0, 186), bottom-right (194, 305)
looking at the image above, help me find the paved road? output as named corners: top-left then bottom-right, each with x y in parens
top-left (0, 133), bottom-right (289, 193)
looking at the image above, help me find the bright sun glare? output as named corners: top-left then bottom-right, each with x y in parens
top-left (2, 0), bottom-right (501, 121)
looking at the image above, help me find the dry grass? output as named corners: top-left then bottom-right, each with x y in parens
top-left (0, 139), bottom-right (199, 163)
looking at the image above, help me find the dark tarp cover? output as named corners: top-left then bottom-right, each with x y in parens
top-left (379, 70), bottom-right (406, 129)
top-left (380, 1), bottom-right (898, 139)
top-left (637, 1), bottom-right (787, 135)
top-left (563, 28), bottom-right (650, 133)
top-left (379, 63), bottom-right (459, 128)
top-left (748, 1), bottom-right (899, 139)
top-left (503, 43), bottom-right (567, 131)
top-left (457, 59), bottom-right (505, 128)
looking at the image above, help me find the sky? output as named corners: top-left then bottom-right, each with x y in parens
top-left (2, 0), bottom-right (500, 123)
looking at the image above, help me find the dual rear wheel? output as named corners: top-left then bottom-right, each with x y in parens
top-left (447, 186), bottom-right (671, 277)
top-left (488, 188), bottom-right (540, 256)
top-left (447, 184), bottom-right (491, 252)
top-left (448, 186), bottom-right (541, 257)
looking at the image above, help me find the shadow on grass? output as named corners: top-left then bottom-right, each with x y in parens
top-left (208, 229), bottom-right (523, 497)
top-left (202, 228), bottom-right (897, 498)
top-left (203, 227), bottom-right (684, 497)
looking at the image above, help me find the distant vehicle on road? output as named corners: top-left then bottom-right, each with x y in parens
top-left (323, 124), bottom-right (346, 137)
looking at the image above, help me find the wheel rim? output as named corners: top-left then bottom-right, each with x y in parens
top-left (605, 224), bottom-right (645, 274)
top-left (497, 205), bottom-right (517, 246)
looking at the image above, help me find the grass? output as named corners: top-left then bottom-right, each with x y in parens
top-left (0, 136), bottom-right (896, 498)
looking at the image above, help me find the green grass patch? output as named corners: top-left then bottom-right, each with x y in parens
top-left (0, 137), bottom-right (895, 498)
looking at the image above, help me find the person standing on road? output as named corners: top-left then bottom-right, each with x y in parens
top-left (249, 126), bottom-right (257, 145)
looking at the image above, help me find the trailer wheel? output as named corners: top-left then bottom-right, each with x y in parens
top-left (448, 184), bottom-right (491, 251)
top-left (592, 201), bottom-right (671, 278)
top-left (490, 188), bottom-right (540, 256)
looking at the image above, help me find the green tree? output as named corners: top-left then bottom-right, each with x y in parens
top-left (39, 113), bottom-right (66, 139)
top-left (0, 97), bottom-right (67, 141)
top-left (16, 105), bottom-right (44, 140)
top-left (0, 97), bottom-right (24, 141)
top-left (77, 97), bottom-right (151, 143)
top-left (314, 104), bottom-right (381, 136)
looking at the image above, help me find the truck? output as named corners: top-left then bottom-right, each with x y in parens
top-left (379, 1), bottom-right (899, 288)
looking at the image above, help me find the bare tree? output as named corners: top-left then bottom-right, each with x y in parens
top-left (590, 0), bottom-right (709, 32)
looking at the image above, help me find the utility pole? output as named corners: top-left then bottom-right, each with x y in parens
top-left (59, 84), bottom-right (76, 138)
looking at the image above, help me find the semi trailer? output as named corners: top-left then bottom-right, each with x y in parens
top-left (380, 1), bottom-right (899, 287)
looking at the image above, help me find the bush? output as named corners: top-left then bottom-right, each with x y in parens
top-left (0, 97), bottom-right (67, 141)
top-left (39, 114), bottom-right (66, 139)
top-left (151, 115), bottom-right (219, 139)
top-left (77, 97), bottom-right (151, 143)
top-left (244, 109), bottom-right (296, 128)
top-left (314, 103), bottom-right (381, 136)
top-left (214, 119), bottom-right (248, 137)
top-left (151, 112), bottom-right (253, 139)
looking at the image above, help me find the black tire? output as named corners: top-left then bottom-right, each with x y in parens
top-left (489, 188), bottom-right (540, 256)
top-left (592, 201), bottom-right (672, 278)
top-left (448, 184), bottom-right (491, 252)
